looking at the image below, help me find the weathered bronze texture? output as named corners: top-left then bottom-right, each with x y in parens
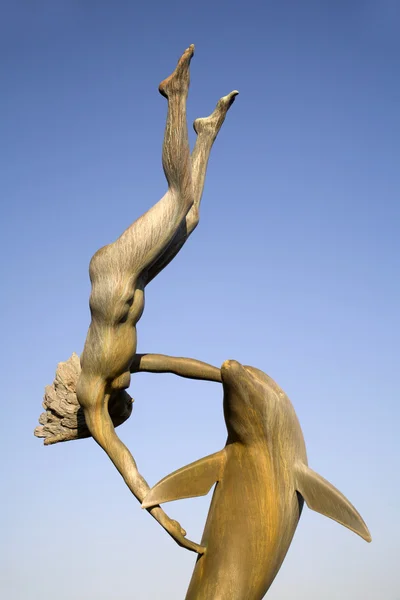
top-left (143, 360), bottom-right (371, 599)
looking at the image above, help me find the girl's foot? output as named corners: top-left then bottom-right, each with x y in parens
top-left (159, 44), bottom-right (195, 98)
top-left (193, 90), bottom-right (239, 138)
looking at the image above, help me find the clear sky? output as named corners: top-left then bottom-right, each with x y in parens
top-left (1, 1), bottom-right (399, 599)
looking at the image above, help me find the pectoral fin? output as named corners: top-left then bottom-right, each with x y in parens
top-left (295, 463), bottom-right (371, 542)
top-left (142, 449), bottom-right (226, 509)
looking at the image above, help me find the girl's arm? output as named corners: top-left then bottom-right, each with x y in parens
top-left (131, 353), bottom-right (221, 383)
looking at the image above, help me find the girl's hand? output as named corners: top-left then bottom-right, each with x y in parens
top-left (156, 510), bottom-right (205, 554)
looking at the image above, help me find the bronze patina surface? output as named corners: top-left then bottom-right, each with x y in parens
top-left (144, 359), bottom-right (371, 599)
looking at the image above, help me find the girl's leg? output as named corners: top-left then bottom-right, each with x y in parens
top-left (146, 91), bottom-right (238, 284)
top-left (90, 45), bottom-right (195, 281)
top-left (189, 90), bottom-right (239, 230)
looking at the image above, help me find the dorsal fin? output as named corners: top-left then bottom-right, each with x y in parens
top-left (295, 463), bottom-right (371, 542)
top-left (142, 449), bottom-right (226, 509)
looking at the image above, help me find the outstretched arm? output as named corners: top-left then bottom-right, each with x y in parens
top-left (131, 353), bottom-right (221, 382)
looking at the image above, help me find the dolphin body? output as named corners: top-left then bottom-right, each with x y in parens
top-left (143, 360), bottom-right (371, 599)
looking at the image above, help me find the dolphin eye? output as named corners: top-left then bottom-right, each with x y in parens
top-left (118, 312), bottom-right (129, 324)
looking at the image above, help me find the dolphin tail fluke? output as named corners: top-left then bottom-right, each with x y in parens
top-left (142, 449), bottom-right (226, 509)
top-left (294, 463), bottom-right (371, 542)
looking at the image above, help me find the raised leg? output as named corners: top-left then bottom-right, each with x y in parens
top-left (190, 91), bottom-right (239, 226)
top-left (90, 45), bottom-right (195, 282)
top-left (158, 45), bottom-right (194, 202)
top-left (146, 90), bottom-right (239, 284)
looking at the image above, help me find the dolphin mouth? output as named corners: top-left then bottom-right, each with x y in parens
top-left (221, 360), bottom-right (252, 395)
top-left (221, 359), bottom-right (245, 383)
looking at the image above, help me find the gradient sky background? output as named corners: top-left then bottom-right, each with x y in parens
top-left (1, 1), bottom-right (399, 599)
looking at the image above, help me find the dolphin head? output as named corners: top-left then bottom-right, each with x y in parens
top-left (221, 360), bottom-right (287, 444)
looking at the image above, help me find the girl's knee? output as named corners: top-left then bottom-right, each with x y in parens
top-left (187, 205), bottom-right (199, 231)
top-left (89, 243), bottom-right (115, 282)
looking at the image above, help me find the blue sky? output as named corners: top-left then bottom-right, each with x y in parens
top-left (1, 1), bottom-right (399, 598)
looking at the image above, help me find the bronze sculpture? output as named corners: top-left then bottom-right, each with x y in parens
top-left (35, 44), bottom-right (370, 598)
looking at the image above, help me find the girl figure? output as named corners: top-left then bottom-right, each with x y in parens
top-left (75, 45), bottom-right (237, 553)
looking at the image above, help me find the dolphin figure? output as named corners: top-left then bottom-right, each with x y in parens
top-left (143, 360), bottom-right (371, 599)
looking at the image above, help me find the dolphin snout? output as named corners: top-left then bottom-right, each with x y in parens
top-left (221, 360), bottom-right (245, 383)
